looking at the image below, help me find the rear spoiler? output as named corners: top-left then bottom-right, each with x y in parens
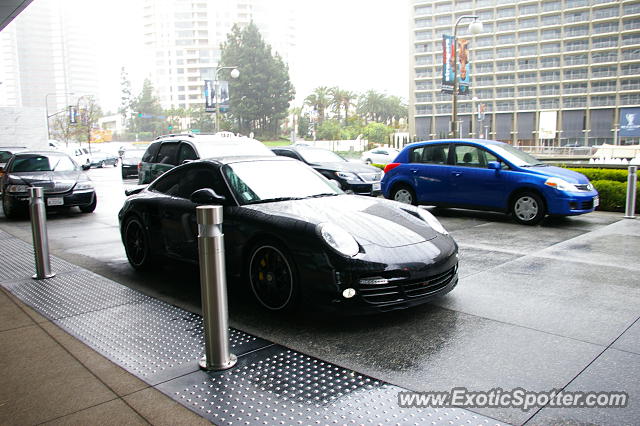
top-left (124, 185), bottom-right (147, 196)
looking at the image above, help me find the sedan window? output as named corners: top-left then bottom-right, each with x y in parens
top-left (177, 143), bottom-right (198, 164)
top-left (411, 145), bottom-right (449, 164)
top-left (157, 142), bottom-right (180, 165)
top-left (151, 165), bottom-right (225, 199)
top-left (454, 145), bottom-right (484, 168)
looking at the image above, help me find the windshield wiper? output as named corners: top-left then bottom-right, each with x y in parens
top-left (249, 196), bottom-right (305, 204)
top-left (306, 193), bottom-right (340, 198)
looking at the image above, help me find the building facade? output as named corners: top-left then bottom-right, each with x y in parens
top-left (142, 0), bottom-right (297, 110)
top-left (0, 0), bottom-right (99, 116)
top-left (409, 0), bottom-right (640, 146)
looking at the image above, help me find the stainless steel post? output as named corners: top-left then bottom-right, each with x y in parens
top-left (196, 205), bottom-right (237, 370)
top-left (624, 166), bottom-right (637, 219)
top-left (29, 187), bottom-right (55, 279)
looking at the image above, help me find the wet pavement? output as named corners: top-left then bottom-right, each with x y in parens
top-left (1, 165), bottom-right (639, 425)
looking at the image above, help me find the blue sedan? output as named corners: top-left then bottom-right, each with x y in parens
top-left (381, 139), bottom-right (599, 225)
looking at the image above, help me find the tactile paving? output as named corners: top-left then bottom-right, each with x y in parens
top-left (55, 298), bottom-right (272, 384)
top-left (0, 229), bottom-right (15, 240)
top-left (159, 346), bottom-right (504, 425)
top-left (4, 270), bottom-right (149, 320)
top-left (0, 236), bottom-right (78, 282)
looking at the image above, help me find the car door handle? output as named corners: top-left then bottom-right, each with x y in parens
top-left (451, 171), bottom-right (463, 177)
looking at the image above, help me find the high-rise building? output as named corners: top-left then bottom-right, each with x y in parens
top-left (0, 0), bottom-right (99, 114)
top-left (142, 0), bottom-right (297, 110)
top-left (409, 0), bottom-right (640, 146)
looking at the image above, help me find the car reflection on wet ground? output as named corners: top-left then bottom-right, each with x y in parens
top-left (0, 165), bottom-right (638, 425)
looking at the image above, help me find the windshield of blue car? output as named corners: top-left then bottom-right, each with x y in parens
top-left (488, 144), bottom-right (546, 167)
top-left (10, 154), bottom-right (78, 172)
top-left (223, 159), bottom-right (343, 205)
top-left (297, 148), bottom-right (346, 164)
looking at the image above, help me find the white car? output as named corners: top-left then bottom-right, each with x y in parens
top-left (360, 147), bottom-right (400, 165)
top-left (64, 146), bottom-right (92, 168)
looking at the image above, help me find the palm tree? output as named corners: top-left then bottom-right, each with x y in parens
top-left (357, 90), bottom-right (385, 123)
top-left (304, 86), bottom-right (331, 126)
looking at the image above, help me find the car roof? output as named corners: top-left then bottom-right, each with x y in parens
top-left (13, 150), bottom-right (69, 156)
top-left (404, 138), bottom-right (507, 149)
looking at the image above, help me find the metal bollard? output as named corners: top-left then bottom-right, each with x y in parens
top-left (624, 166), bottom-right (637, 219)
top-left (196, 205), bottom-right (237, 371)
top-left (29, 187), bottom-right (55, 279)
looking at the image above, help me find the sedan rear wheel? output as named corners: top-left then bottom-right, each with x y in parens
top-left (512, 192), bottom-right (545, 225)
top-left (123, 216), bottom-right (155, 270)
top-left (248, 244), bottom-right (298, 311)
top-left (392, 185), bottom-right (417, 205)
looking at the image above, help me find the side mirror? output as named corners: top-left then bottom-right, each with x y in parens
top-left (190, 188), bottom-right (226, 205)
top-left (487, 161), bottom-right (501, 170)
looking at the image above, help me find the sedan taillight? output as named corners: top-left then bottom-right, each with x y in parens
top-left (138, 162), bottom-right (142, 171)
top-left (383, 163), bottom-right (400, 173)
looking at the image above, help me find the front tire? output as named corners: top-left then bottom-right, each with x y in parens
top-left (123, 216), bottom-right (156, 270)
top-left (79, 194), bottom-right (97, 213)
top-left (2, 194), bottom-right (24, 219)
top-left (392, 184), bottom-right (417, 205)
top-left (248, 243), bottom-right (298, 311)
top-left (511, 192), bottom-right (545, 225)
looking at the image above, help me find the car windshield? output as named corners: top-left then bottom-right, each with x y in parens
top-left (10, 154), bottom-right (77, 172)
top-left (0, 151), bottom-right (14, 162)
top-left (298, 148), bottom-right (346, 164)
top-left (223, 159), bottom-right (342, 205)
top-left (488, 144), bottom-right (546, 167)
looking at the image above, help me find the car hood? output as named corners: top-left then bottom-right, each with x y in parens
top-left (520, 165), bottom-right (590, 184)
top-left (243, 195), bottom-right (440, 248)
top-left (311, 161), bottom-right (381, 174)
top-left (7, 170), bottom-right (86, 192)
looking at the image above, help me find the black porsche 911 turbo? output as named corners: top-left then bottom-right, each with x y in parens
top-left (118, 156), bottom-right (459, 313)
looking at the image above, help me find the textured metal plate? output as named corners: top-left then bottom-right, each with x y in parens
top-left (0, 236), bottom-right (78, 283)
top-left (55, 298), bottom-right (271, 385)
top-left (0, 229), bottom-right (15, 240)
top-left (4, 270), bottom-right (148, 320)
top-left (159, 345), bottom-right (503, 425)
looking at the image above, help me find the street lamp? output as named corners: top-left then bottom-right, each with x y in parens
top-left (214, 66), bottom-right (239, 132)
top-left (450, 15), bottom-right (483, 138)
top-left (45, 92), bottom-right (74, 140)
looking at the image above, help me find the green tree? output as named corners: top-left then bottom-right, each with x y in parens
top-left (165, 107), bottom-right (187, 132)
top-left (188, 105), bottom-right (215, 132)
top-left (305, 86), bottom-right (331, 126)
top-left (74, 96), bottom-right (102, 148)
top-left (357, 90), bottom-right (385, 123)
top-left (219, 22), bottom-right (295, 137)
top-left (298, 115), bottom-right (311, 138)
top-left (316, 119), bottom-right (345, 140)
top-left (362, 122), bottom-right (393, 144)
top-left (329, 87), bottom-right (356, 123)
top-left (129, 79), bottom-right (165, 137)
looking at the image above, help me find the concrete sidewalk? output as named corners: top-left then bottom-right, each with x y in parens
top-left (0, 286), bottom-right (210, 425)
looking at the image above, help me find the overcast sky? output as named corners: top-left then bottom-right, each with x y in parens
top-left (93, 0), bottom-right (410, 112)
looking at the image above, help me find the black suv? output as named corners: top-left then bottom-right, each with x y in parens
top-left (271, 145), bottom-right (383, 196)
top-left (138, 132), bottom-right (273, 184)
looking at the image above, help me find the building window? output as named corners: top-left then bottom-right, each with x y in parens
top-left (416, 68), bottom-right (434, 78)
top-left (496, 88), bottom-right (514, 98)
top-left (565, 0), bottom-right (588, 8)
top-left (475, 49), bottom-right (494, 60)
top-left (478, 10), bottom-right (494, 20)
top-left (565, 11), bottom-right (589, 23)
top-left (621, 64), bottom-right (640, 75)
top-left (624, 3), bottom-right (640, 14)
top-left (592, 51), bottom-right (618, 63)
top-left (621, 94), bottom-right (640, 105)
top-left (415, 43), bottom-right (434, 53)
top-left (436, 104), bottom-right (452, 114)
top-left (435, 2), bottom-right (452, 12)
top-left (477, 89), bottom-right (494, 98)
top-left (564, 54), bottom-right (588, 66)
top-left (496, 101), bottom-right (514, 111)
top-left (519, 31), bottom-right (537, 43)
top-left (497, 47), bottom-right (515, 58)
top-left (623, 19), bottom-right (640, 31)
top-left (476, 76), bottom-right (495, 86)
top-left (593, 36), bottom-right (619, 49)
top-left (593, 6), bottom-right (619, 20)
top-left (497, 34), bottom-right (515, 44)
top-left (591, 96), bottom-right (616, 106)
top-left (497, 61), bottom-right (515, 71)
top-left (415, 5), bottom-right (432, 15)
top-left (540, 99), bottom-right (559, 109)
top-left (564, 97), bottom-right (587, 108)
top-left (565, 40), bottom-right (588, 51)
top-left (592, 65), bottom-right (618, 77)
top-left (541, 15), bottom-right (561, 26)
top-left (541, 0), bottom-right (561, 11)
top-left (540, 43), bottom-right (560, 54)
top-left (496, 75), bottom-right (515, 85)
top-left (519, 18), bottom-right (538, 28)
top-left (416, 93), bottom-right (433, 102)
top-left (416, 81), bottom-right (432, 90)
top-left (415, 31), bottom-right (430, 41)
top-left (518, 4), bottom-right (538, 15)
top-left (518, 99), bottom-right (537, 110)
top-left (540, 84), bottom-right (560, 95)
top-left (435, 15), bottom-right (451, 26)
top-left (592, 81), bottom-right (617, 92)
top-left (497, 7), bottom-right (515, 18)
top-left (593, 22), bottom-right (619, 34)
top-left (416, 56), bottom-right (434, 65)
top-left (565, 25), bottom-right (589, 38)
top-left (415, 18), bottom-right (431, 28)
top-left (518, 58), bottom-right (538, 70)
top-left (518, 86), bottom-right (537, 97)
top-left (541, 29), bottom-right (561, 40)
top-left (475, 36), bottom-right (494, 47)
top-left (415, 105), bottom-right (431, 115)
top-left (518, 72), bottom-right (537, 83)
top-left (564, 83), bottom-right (588, 94)
top-left (476, 63), bottom-right (495, 73)
top-left (540, 70), bottom-right (561, 81)
top-left (622, 48), bottom-right (640, 61)
top-left (564, 69), bottom-right (587, 80)
top-left (621, 79), bottom-right (640, 91)
top-left (623, 34), bottom-right (640, 46)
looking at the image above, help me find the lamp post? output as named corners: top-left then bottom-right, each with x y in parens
top-left (450, 16), bottom-right (483, 138)
top-left (214, 66), bottom-right (239, 132)
top-left (45, 92), bottom-right (74, 140)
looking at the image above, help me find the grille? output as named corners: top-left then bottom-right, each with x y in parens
top-left (358, 265), bottom-right (457, 307)
top-left (358, 172), bottom-right (382, 182)
top-left (580, 200), bottom-right (594, 210)
top-left (32, 182), bottom-right (74, 194)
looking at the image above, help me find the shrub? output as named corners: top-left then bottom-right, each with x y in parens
top-left (569, 168), bottom-right (628, 183)
top-left (591, 180), bottom-right (639, 212)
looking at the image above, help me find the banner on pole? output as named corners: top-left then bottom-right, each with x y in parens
top-left (204, 80), bottom-right (215, 112)
top-left (441, 35), bottom-right (471, 95)
top-left (441, 35), bottom-right (455, 94)
top-left (457, 38), bottom-right (470, 95)
top-left (620, 107), bottom-right (640, 137)
top-left (219, 80), bottom-right (229, 113)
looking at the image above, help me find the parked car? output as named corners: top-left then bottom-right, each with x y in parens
top-left (1, 151), bottom-right (96, 219)
top-left (119, 156), bottom-right (458, 313)
top-left (138, 132), bottom-right (273, 184)
top-left (0, 146), bottom-right (27, 171)
top-left (65, 146), bottom-right (92, 169)
top-left (381, 139), bottom-right (599, 225)
top-left (89, 150), bottom-right (119, 168)
top-left (271, 146), bottom-right (383, 196)
top-left (360, 147), bottom-right (400, 165)
top-left (121, 148), bottom-right (146, 179)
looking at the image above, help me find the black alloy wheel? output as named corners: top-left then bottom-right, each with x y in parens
top-left (123, 216), bottom-right (155, 270)
top-left (248, 244), bottom-right (298, 311)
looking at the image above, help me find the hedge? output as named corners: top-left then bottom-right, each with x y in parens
top-left (591, 180), bottom-right (639, 212)
top-left (568, 168), bottom-right (628, 183)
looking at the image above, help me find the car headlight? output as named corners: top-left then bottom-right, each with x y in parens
top-left (74, 181), bottom-right (94, 191)
top-left (6, 184), bottom-right (29, 193)
top-left (335, 171), bottom-right (359, 181)
top-left (544, 177), bottom-right (580, 192)
top-left (317, 222), bottom-right (360, 257)
top-left (416, 208), bottom-right (449, 235)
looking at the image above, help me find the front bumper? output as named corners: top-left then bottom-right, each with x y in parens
top-left (342, 181), bottom-right (382, 197)
top-left (294, 235), bottom-right (459, 313)
top-left (6, 190), bottom-right (95, 208)
top-left (545, 189), bottom-right (599, 216)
